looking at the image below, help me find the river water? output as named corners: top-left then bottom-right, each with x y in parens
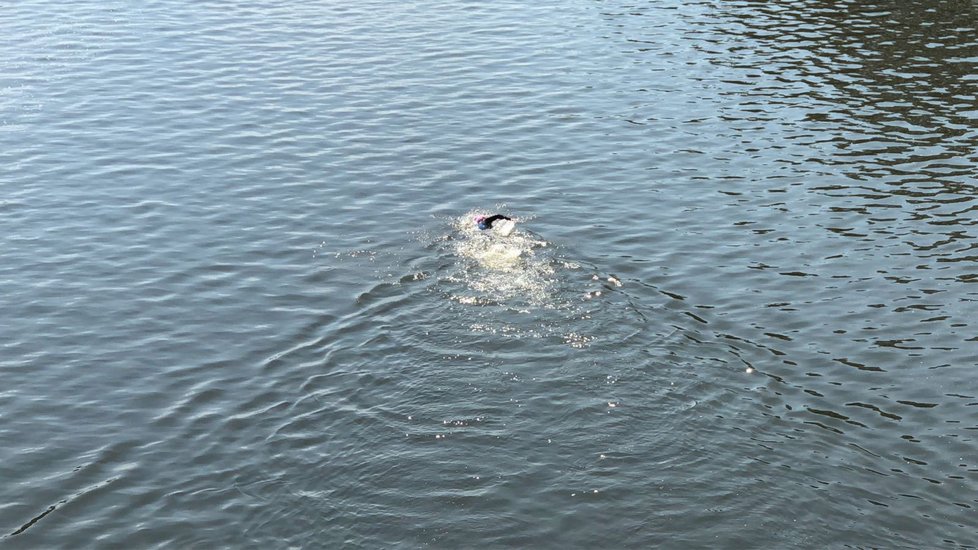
top-left (2, 0), bottom-right (977, 547)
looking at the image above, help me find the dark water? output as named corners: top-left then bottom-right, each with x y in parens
top-left (3, 0), bottom-right (977, 547)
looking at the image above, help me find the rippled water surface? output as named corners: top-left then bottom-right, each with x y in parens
top-left (3, 0), bottom-right (978, 547)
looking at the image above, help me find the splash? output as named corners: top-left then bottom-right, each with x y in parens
top-left (448, 211), bottom-right (559, 307)
top-left (425, 211), bottom-right (646, 350)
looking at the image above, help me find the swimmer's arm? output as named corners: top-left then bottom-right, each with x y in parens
top-left (484, 214), bottom-right (512, 226)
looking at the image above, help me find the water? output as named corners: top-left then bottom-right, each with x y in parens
top-left (2, 0), bottom-right (977, 547)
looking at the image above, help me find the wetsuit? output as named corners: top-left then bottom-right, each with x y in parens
top-left (478, 214), bottom-right (512, 230)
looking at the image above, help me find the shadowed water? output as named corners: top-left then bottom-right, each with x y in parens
top-left (2, 0), bottom-right (977, 547)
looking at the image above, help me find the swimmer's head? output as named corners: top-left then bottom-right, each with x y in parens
top-left (474, 215), bottom-right (489, 230)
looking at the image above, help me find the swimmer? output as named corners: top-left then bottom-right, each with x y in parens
top-left (474, 214), bottom-right (516, 236)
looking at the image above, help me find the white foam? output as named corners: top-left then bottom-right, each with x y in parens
top-left (450, 211), bottom-right (556, 306)
top-left (493, 218), bottom-right (516, 237)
